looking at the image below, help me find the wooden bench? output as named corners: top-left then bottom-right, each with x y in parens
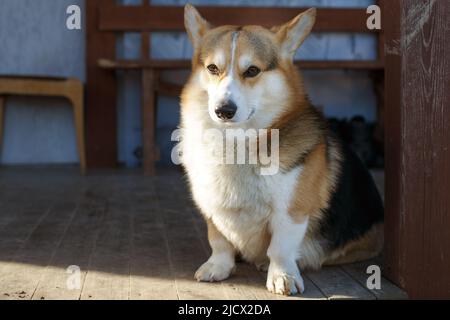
top-left (0, 76), bottom-right (86, 174)
top-left (87, 1), bottom-right (384, 175)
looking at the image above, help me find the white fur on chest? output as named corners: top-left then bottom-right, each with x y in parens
top-left (182, 132), bottom-right (302, 261)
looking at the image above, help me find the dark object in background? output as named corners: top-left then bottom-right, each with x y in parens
top-left (134, 146), bottom-right (143, 161)
top-left (328, 116), bottom-right (384, 168)
top-left (349, 116), bottom-right (374, 166)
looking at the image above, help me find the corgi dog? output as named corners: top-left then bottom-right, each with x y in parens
top-left (179, 4), bottom-right (384, 296)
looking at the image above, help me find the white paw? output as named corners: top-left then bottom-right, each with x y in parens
top-left (266, 262), bottom-right (304, 296)
top-left (194, 261), bottom-right (235, 282)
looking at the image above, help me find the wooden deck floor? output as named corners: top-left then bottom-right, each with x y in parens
top-left (0, 167), bottom-right (406, 300)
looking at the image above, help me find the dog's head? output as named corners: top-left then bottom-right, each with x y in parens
top-left (183, 4), bottom-right (316, 128)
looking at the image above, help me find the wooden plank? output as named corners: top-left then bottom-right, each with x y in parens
top-left (129, 184), bottom-right (178, 299)
top-left (162, 219), bottom-right (230, 300)
top-left (376, 0), bottom-right (385, 63)
top-left (373, 2), bottom-right (385, 153)
top-left (156, 81), bottom-right (183, 97)
top-left (0, 188), bottom-right (35, 232)
top-left (383, 0), bottom-right (402, 290)
top-left (158, 177), bottom-right (202, 223)
top-left (341, 259), bottom-right (408, 299)
top-left (0, 78), bottom-right (80, 97)
top-left (306, 266), bottom-right (376, 300)
top-left (0, 96), bottom-right (4, 154)
top-left (0, 207), bottom-right (52, 265)
top-left (0, 192), bottom-right (56, 265)
top-left (0, 75), bottom-right (69, 81)
top-left (98, 58), bottom-right (384, 71)
top-left (99, 6), bottom-right (381, 33)
top-left (0, 201), bottom-right (78, 300)
top-left (153, 177), bottom-right (220, 299)
top-left (140, 1), bottom-right (150, 60)
top-left (86, 0), bottom-right (117, 168)
top-left (31, 200), bottom-right (107, 300)
top-left (98, 58), bottom-right (190, 70)
top-left (130, 223), bottom-right (178, 299)
top-left (141, 69), bottom-right (157, 176)
top-left (141, 32), bottom-right (149, 60)
top-left (80, 194), bottom-right (131, 300)
top-left (384, 0), bottom-right (450, 299)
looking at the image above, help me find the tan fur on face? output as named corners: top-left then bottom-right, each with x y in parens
top-left (183, 24), bottom-right (299, 128)
top-left (196, 26), bottom-right (236, 71)
top-left (183, 5), bottom-right (317, 128)
top-left (197, 26), bottom-right (278, 76)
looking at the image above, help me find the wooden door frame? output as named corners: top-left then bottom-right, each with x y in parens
top-left (384, 0), bottom-right (450, 299)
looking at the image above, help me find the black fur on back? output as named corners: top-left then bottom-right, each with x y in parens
top-left (320, 139), bottom-right (384, 251)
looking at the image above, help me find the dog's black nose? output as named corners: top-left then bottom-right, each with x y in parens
top-left (215, 101), bottom-right (237, 120)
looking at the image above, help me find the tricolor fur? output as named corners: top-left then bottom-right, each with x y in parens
top-left (179, 4), bottom-right (384, 296)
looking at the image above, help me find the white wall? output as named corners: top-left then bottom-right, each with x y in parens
top-left (0, 0), bottom-right (85, 164)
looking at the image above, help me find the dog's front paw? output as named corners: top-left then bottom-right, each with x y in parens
top-left (195, 261), bottom-right (235, 282)
top-left (266, 263), bottom-right (304, 296)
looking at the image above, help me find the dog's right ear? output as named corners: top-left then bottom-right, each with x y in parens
top-left (274, 8), bottom-right (316, 60)
top-left (184, 4), bottom-right (211, 49)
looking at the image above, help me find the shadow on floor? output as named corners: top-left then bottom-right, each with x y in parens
top-left (0, 167), bottom-right (404, 300)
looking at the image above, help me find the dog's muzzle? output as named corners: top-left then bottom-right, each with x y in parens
top-left (215, 100), bottom-right (237, 121)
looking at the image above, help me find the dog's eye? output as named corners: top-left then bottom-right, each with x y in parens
top-left (243, 66), bottom-right (261, 78)
top-left (207, 64), bottom-right (220, 75)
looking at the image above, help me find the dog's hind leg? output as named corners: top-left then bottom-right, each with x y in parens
top-left (323, 223), bottom-right (384, 266)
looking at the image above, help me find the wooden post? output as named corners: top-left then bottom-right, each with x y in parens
top-left (141, 0), bottom-right (150, 60)
top-left (140, 0), bottom-right (159, 175)
top-left (86, 0), bottom-right (117, 168)
top-left (384, 0), bottom-right (450, 298)
top-left (0, 96), bottom-right (4, 155)
top-left (142, 69), bottom-right (156, 176)
top-left (69, 84), bottom-right (87, 175)
top-left (372, 0), bottom-right (385, 152)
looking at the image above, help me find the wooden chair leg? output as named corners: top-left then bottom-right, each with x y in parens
top-left (142, 68), bottom-right (156, 176)
top-left (69, 92), bottom-right (86, 175)
top-left (0, 96), bottom-right (5, 156)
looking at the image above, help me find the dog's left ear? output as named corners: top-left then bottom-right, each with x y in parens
top-left (184, 3), bottom-right (211, 49)
top-left (275, 8), bottom-right (316, 60)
